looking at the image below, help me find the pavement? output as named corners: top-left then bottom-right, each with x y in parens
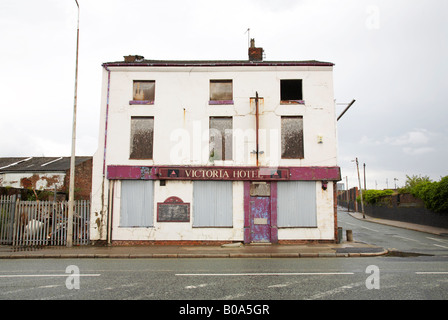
top-left (1, 208), bottom-right (447, 260)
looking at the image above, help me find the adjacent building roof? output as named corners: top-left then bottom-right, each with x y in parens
top-left (0, 157), bottom-right (92, 173)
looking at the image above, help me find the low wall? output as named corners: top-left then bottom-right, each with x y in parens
top-left (338, 194), bottom-right (448, 229)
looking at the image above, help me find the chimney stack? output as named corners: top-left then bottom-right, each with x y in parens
top-left (124, 55), bottom-right (145, 63)
top-left (248, 38), bottom-right (263, 62)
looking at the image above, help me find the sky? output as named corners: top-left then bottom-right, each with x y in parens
top-left (0, 0), bottom-right (447, 190)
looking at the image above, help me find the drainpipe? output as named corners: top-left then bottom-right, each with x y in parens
top-left (255, 91), bottom-right (259, 167)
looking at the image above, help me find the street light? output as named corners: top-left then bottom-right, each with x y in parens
top-left (67, 0), bottom-right (80, 247)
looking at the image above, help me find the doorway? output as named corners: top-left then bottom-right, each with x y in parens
top-left (249, 182), bottom-right (271, 243)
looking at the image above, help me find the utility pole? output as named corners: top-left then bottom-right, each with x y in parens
top-left (346, 176), bottom-right (349, 212)
top-left (67, 0), bottom-right (80, 247)
top-left (356, 158), bottom-right (365, 219)
top-left (363, 163), bottom-right (366, 190)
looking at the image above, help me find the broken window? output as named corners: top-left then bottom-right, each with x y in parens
top-left (130, 117), bottom-right (154, 159)
top-left (280, 79), bottom-right (303, 104)
top-left (209, 117), bottom-right (233, 161)
top-left (281, 116), bottom-right (304, 159)
top-left (209, 80), bottom-right (233, 103)
top-left (132, 80), bottom-right (155, 102)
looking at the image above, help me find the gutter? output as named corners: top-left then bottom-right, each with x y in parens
top-left (102, 61), bottom-right (335, 68)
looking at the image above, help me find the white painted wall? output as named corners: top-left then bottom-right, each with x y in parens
top-left (0, 172), bottom-right (65, 190)
top-left (90, 64), bottom-right (337, 241)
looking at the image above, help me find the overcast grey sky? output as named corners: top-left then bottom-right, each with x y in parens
top-left (0, 0), bottom-right (447, 190)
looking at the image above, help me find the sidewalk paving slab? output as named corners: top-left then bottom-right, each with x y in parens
top-left (0, 242), bottom-right (388, 259)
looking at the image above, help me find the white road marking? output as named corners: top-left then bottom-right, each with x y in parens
top-left (306, 281), bottom-right (366, 300)
top-left (427, 237), bottom-right (448, 244)
top-left (433, 244), bottom-right (448, 249)
top-left (268, 283), bottom-right (291, 288)
top-left (176, 272), bottom-right (354, 276)
top-left (415, 272), bottom-right (448, 275)
top-left (360, 226), bottom-right (379, 232)
top-left (392, 235), bottom-right (420, 242)
top-left (185, 283), bottom-right (210, 289)
top-left (0, 274), bottom-right (100, 278)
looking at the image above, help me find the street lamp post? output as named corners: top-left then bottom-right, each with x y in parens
top-left (67, 0), bottom-right (80, 247)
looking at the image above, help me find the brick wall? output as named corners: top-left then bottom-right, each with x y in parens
top-left (63, 158), bottom-right (92, 200)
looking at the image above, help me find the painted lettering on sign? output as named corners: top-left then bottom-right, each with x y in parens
top-left (159, 167), bottom-right (288, 180)
top-left (185, 169), bottom-right (231, 179)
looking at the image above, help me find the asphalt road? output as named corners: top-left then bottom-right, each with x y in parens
top-left (1, 255), bottom-right (447, 301)
top-left (337, 207), bottom-right (448, 256)
top-left (1, 208), bottom-right (447, 304)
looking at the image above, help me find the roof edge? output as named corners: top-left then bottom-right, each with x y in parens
top-left (102, 60), bottom-right (334, 68)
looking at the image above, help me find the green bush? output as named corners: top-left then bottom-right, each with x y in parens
top-left (357, 189), bottom-right (394, 205)
top-left (401, 175), bottom-right (448, 214)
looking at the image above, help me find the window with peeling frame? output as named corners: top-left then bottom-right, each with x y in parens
top-left (133, 80), bottom-right (155, 102)
top-left (281, 116), bottom-right (304, 159)
top-left (280, 79), bottom-right (303, 104)
top-left (130, 117), bottom-right (154, 159)
top-left (209, 80), bottom-right (233, 103)
top-left (209, 117), bottom-right (233, 161)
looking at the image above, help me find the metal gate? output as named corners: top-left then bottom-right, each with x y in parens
top-left (0, 195), bottom-right (90, 247)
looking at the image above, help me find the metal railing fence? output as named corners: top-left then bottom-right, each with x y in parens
top-left (0, 195), bottom-right (90, 247)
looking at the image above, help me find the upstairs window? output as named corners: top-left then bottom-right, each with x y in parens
top-left (209, 117), bottom-right (233, 161)
top-left (281, 116), bottom-right (304, 159)
top-left (130, 117), bottom-right (154, 159)
top-left (280, 79), bottom-right (304, 105)
top-left (130, 80), bottom-right (155, 105)
top-left (209, 80), bottom-right (233, 105)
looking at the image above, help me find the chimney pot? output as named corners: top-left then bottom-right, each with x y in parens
top-left (250, 38), bottom-right (255, 48)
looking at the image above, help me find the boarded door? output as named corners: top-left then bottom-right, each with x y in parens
top-left (250, 182), bottom-right (271, 243)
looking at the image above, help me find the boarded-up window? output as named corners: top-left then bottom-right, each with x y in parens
top-left (133, 80), bottom-right (155, 101)
top-left (209, 117), bottom-right (233, 161)
top-left (193, 181), bottom-right (233, 227)
top-left (210, 80), bottom-right (233, 101)
top-left (130, 117), bottom-right (154, 159)
top-left (277, 181), bottom-right (316, 227)
top-left (281, 116), bottom-right (304, 159)
top-left (120, 180), bottom-right (154, 227)
top-left (280, 79), bottom-right (303, 102)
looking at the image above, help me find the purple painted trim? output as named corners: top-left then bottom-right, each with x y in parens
top-left (208, 100), bottom-right (234, 105)
top-left (289, 166), bottom-right (340, 181)
top-left (107, 166), bottom-right (158, 180)
top-left (280, 100), bottom-right (305, 105)
top-left (243, 181), bottom-right (251, 244)
top-left (270, 182), bottom-right (278, 244)
top-left (102, 61), bottom-right (334, 68)
top-left (129, 100), bottom-right (154, 105)
top-left (107, 165), bottom-right (341, 181)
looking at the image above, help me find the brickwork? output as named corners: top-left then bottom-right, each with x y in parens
top-left (63, 158), bottom-right (93, 200)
